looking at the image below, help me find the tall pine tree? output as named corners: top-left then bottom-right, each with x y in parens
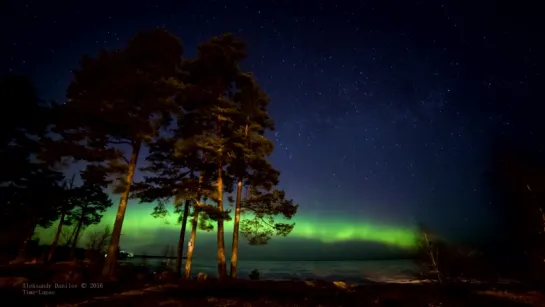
top-left (179, 33), bottom-right (245, 279)
top-left (55, 29), bottom-right (183, 277)
top-left (226, 72), bottom-right (277, 278)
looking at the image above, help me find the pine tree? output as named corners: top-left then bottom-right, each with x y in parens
top-left (47, 174), bottom-right (77, 262)
top-left (130, 52), bottom-right (220, 274)
top-left (0, 75), bottom-right (52, 158)
top-left (169, 105), bottom-right (213, 279)
top-left (55, 29), bottom-right (184, 277)
top-left (0, 74), bottom-right (65, 261)
top-left (66, 166), bottom-right (113, 260)
top-left (133, 133), bottom-right (230, 277)
top-left (10, 168), bottom-right (66, 262)
top-left (226, 72), bottom-right (276, 278)
top-left (179, 33), bottom-right (246, 279)
top-left (178, 161), bottom-right (225, 278)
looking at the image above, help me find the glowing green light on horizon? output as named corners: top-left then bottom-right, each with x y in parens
top-left (293, 221), bottom-right (417, 248)
top-left (37, 198), bottom-right (418, 250)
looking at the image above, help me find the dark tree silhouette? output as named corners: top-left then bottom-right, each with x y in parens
top-left (483, 138), bottom-right (545, 282)
top-left (55, 29), bottom-right (183, 277)
top-left (0, 75), bottom-right (51, 153)
top-left (47, 174), bottom-right (77, 262)
top-left (0, 167), bottom-right (65, 262)
top-left (0, 74), bottom-right (64, 261)
top-left (66, 166), bottom-right (113, 260)
top-left (131, 136), bottom-right (196, 276)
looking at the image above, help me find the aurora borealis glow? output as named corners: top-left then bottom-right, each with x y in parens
top-left (37, 196), bottom-right (419, 259)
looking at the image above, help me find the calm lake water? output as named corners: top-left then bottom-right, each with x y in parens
top-left (121, 258), bottom-right (421, 284)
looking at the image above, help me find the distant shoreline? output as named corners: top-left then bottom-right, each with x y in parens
top-left (129, 255), bottom-right (416, 261)
top-left (132, 255), bottom-right (185, 259)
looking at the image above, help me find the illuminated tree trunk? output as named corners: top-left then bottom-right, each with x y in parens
top-left (47, 209), bottom-right (67, 262)
top-left (184, 207), bottom-right (199, 279)
top-left (230, 123), bottom-right (249, 278)
top-left (216, 163), bottom-right (227, 279)
top-left (216, 115), bottom-right (227, 279)
top-left (176, 200), bottom-right (190, 276)
top-left (102, 140), bottom-right (141, 277)
top-left (230, 180), bottom-right (243, 278)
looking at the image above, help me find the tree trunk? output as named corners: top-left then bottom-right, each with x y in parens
top-left (216, 164), bottom-right (227, 278)
top-left (47, 209), bottom-right (67, 262)
top-left (65, 226), bottom-right (77, 247)
top-left (216, 115), bottom-right (227, 279)
top-left (50, 175), bottom-right (75, 262)
top-left (230, 179), bottom-right (243, 278)
top-left (184, 207), bottom-right (199, 279)
top-left (17, 220), bottom-right (37, 261)
top-left (184, 171), bottom-right (204, 279)
top-left (102, 140), bottom-right (141, 277)
top-left (70, 216), bottom-right (84, 260)
top-left (176, 200), bottom-right (190, 276)
top-left (230, 123), bottom-right (249, 278)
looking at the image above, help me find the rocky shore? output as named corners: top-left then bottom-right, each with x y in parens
top-left (1, 262), bottom-right (544, 307)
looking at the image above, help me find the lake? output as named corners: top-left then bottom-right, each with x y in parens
top-left (120, 258), bottom-right (422, 284)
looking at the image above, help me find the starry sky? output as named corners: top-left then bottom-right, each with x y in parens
top-left (2, 0), bottom-right (544, 259)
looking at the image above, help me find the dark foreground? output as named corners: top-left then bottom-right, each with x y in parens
top-left (1, 263), bottom-right (544, 307)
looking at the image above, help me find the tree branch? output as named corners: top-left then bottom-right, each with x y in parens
top-left (258, 216), bottom-right (275, 228)
top-left (120, 155), bottom-right (130, 164)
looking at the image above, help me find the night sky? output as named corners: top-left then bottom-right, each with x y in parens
top-left (2, 0), bottom-right (544, 259)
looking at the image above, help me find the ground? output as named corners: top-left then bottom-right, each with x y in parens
top-left (0, 262), bottom-right (544, 307)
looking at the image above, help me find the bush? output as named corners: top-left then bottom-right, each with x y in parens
top-left (84, 226), bottom-right (111, 264)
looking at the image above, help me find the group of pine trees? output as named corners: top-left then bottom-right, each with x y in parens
top-left (0, 29), bottom-right (299, 279)
top-left (0, 75), bottom-right (114, 264)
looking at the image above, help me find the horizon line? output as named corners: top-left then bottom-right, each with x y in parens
top-left (128, 255), bottom-right (416, 261)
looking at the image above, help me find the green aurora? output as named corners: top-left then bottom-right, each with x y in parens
top-left (37, 197), bottom-right (419, 252)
